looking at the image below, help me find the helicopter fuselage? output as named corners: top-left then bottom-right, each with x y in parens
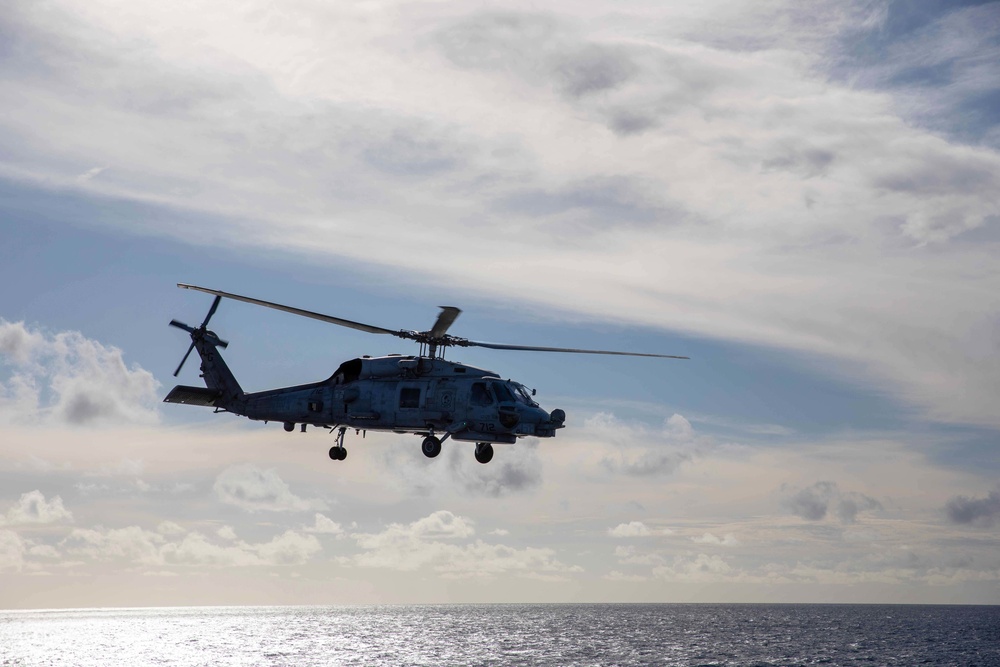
top-left (239, 355), bottom-right (564, 443)
top-left (165, 347), bottom-right (565, 457)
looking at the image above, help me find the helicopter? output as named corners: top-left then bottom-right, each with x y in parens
top-left (165, 284), bottom-right (688, 464)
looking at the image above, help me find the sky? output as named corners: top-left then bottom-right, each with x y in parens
top-left (1, 0), bottom-right (999, 608)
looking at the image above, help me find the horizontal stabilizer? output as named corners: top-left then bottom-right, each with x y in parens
top-left (163, 385), bottom-right (222, 407)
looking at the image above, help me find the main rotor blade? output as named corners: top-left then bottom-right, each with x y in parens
top-left (201, 295), bottom-right (222, 328)
top-left (461, 340), bottom-right (689, 359)
top-left (177, 284), bottom-right (400, 336)
top-left (429, 306), bottom-right (461, 339)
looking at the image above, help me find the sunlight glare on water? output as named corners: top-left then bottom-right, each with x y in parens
top-left (1, 604), bottom-right (998, 666)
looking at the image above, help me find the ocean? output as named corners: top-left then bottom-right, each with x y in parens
top-left (1, 604), bottom-right (998, 666)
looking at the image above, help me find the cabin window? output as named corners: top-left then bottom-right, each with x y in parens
top-left (470, 382), bottom-right (494, 406)
top-left (399, 387), bottom-right (421, 409)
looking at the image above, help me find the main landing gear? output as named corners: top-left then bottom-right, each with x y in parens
top-left (329, 426), bottom-right (347, 461)
top-left (474, 443), bottom-right (494, 464)
top-left (421, 433), bottom-right (493, 464)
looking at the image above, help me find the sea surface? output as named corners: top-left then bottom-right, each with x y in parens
top-left (1, 604), bottom-right (998, 666)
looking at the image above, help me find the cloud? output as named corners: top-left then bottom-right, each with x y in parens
top-left (1, 490), bottom-right (73, 526)
top-left (834, 3), bottom-right (1000, 147)
top-left (653, 554), bottom-right (735, 582)
top-left (691, 533), bottom-right (739, 546)
top-left (216, 525), bottom-right (238, 541)
top-left (0, 530), bottom-right (26, 572)
top-left (945, 488), bottom-right (1000, 527)
top-left (782, 481), bottom-right (881, 524)
top-left (306, 513), bottom-right (344, 535)
top-left (381, 439), bottom-right (542, 498)
top-left (348, 510), bottom-right (581, 579)
top-left (609, 521), bottom-right (651, 537)
top-left (61, 524), bottom-right (322, 568)
top-left (784, 481), bottom-right (836, 521)
top-left (0, 321), bottom-right (160, 426)
top-left (836, 493), bottom-right (884, 525)
top-left (213, 464), bottom-right (327, 512)
top-left (608, 521), bottom-right (673, 538)
top-left (591, 413), bottom-right (703, 477)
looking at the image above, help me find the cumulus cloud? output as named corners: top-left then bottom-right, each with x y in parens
top-left (213, 464), bottom-right (327, 512)
top-left (691, 533), bottom-right (739, 546)
top-left (0, 530), bottom-right (26, 572)
top-left (306, 513), bottom-right (344, 535)
top-left (348, 510), bottom-right (580, 579)
top-left (61, 524), bottom-right (321, 567)
top-left (782, 481), bottom-right (882, 524)
top-left (945, 488), bottom-right (1000, 527)
top-left (0, 321), bottom-right (159, 426)
top-left (609, 521), bottom-right (651, 537)
top-left (653, 554), bottom-right (735, 582)
top-left (1, 490), bottom-right (73, 526)
top-left (590, 413), bottom-right (703, 477)
top-left (608, 521), bottom-right (673, 538)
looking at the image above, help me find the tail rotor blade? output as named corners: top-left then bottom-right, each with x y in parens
top-left (169, 319), bottom-right (196, 334)
top-left (174, 341), bottom-right (196, 377)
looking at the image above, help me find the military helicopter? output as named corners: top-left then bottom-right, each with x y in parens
top-left (165, 284), bottom-right (688, 464)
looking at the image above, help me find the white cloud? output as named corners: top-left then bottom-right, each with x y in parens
top-left (581, 412), bottom-right (705, 478)
top-left (653, 554), bottom-right (735, 582)
top-left (61, 523), bottom-right (322, 568)
top-left (0, 321), bottom-right (160, 427)
top-left (0, 530), bottom-right (26, 572)
top-left (213, 464), bottom-right (327, 513)
top-left (306, 514), bottom-right (343, 535)
top-left (63, 526), bottom-right (165, 565)
top-left (1, 491), bottom-right (73, 526)
top-left (216, 525), bottom-right (238, 541)
top-left (156, 521), bottom-right (186, 536)
top-left (691, 533), bottom-right (739, 546)
top-left (349, 511), bottom-right (580, 579)
top-left (609, 521), bottom-right (673, 538)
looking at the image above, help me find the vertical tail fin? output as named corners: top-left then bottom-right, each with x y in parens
top-left (168, 296), bottom-right (244, 408)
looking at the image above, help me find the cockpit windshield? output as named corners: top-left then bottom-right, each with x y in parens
top-left (511, 382), bottom-right (538, 406)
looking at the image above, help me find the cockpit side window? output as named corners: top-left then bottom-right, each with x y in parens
top-left (470, 382), bottom-right (494, 406)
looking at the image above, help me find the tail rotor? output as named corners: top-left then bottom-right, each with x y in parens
top-left (170, 295), bottom-right (229, 377)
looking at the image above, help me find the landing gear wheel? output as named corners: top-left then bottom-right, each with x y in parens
top-left (329, 446), bottom-right (347, 461)
top-left (474, 443), bottom-right (494, 464)
top-left (421, 436), bottom-right (442, 459)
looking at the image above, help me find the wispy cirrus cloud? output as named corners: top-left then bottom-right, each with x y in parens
top-left (0, 0), bottom-right (998, 432)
